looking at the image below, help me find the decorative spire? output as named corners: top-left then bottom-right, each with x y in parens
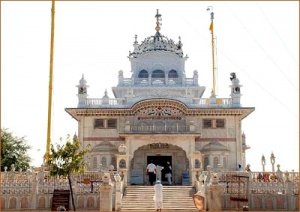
top-left (155, 9), bottom-right (162, 33)
top-left (133, 34), bottom-right (139, 52)
top-left (177, 36), bottom-right (182, 49)
top-left (134, 34), bottom-right (138, 44)
top-left (261, 154), bottom-right (266, 172)
top-left (102, 89), bottom-right (109, 105)
top-left (79, 74), bottom-right (87, 85)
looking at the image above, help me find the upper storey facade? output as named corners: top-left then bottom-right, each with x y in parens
top-left (75, 10), bottom-right (244, 109)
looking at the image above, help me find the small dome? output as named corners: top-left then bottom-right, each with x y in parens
top-left (201, 142), bottom-right (229, 152)
top-left (129, 32), bottom-right (183, 58)
top-left (79, 74), bottom-right (87, 85)
top-left (92, 141), bottom-right (117, 152)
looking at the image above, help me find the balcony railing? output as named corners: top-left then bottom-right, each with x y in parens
top-left (79, 97), bottom-right (234, 108)
top-left (120, 122), bottom-right (198, 134)
top-left (119, 77), bottom-right (197, 86)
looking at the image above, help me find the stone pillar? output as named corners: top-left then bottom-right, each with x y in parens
top-left (114, 174), bottom-right (122, 211)
top-left (30, 174), bottom-right (38, 209)
top-left (286, 181), bottom-right (295, 210)
top-left (165, 73), bottom-right (168, 85)
top-left (206, 174), bottom-right (223, 211)
top-left (124, 121), bottom-right (130, 132)
top-left (193, 70), bottom-right (198, 85)
top-left (99, 174), bottom-right (113, 212)
top-left (189, 121), bottom-right (195, 132)
top-left (191, 151), bottom-right (202, 186)
top-left (116, 152), bottom-right (129, 187)
top-left (118, 70), bottom-right (124, 86)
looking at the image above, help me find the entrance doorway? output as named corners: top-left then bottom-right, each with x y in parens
top-left (131, 144), bottom-right (188, 185)
top-left (147, 156), bottom-right (172, 184)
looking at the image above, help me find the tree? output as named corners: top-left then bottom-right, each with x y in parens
top-left (46, 134), bottom-right (89, 211)
top-left (1, 128), bottom-right (31, 171)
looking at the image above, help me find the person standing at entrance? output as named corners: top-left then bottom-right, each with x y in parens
top-left (164, 161), bottom-right (172, 185)
top-left (153, 180), bottom-right (163, 211)
top-left (147, 160), bottom-right (156, 185)
top-left (156, 164), bottom-right (164, 182)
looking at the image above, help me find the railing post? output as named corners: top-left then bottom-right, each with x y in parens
top-left (286, 181), bottom-right (295, 210)
top-left (99, 173), bottom-right (113, 211)
top-left (114, 174), bottom-right (122, 211)
top-left (30, 172), bottom-right (38, 209)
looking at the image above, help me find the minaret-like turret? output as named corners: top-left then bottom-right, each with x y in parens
top-left (230, 72), bottom-right (242, 106)
top-left (77, 74), bottom-right (88, 107)
top-left (102, 89), bottom-right (109, 105)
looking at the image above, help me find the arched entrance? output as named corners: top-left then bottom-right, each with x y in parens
top-left (129, 143), bottom-right (189, 185)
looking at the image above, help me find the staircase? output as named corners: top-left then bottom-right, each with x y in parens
top-left (121, 185), bottom-right (197, 211)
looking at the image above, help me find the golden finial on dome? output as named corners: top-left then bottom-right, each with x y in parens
top-left (155, 9), bottom-right (162, 33)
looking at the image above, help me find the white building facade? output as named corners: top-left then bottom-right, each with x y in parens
top-left (66, 11), bottom-right (254, 186)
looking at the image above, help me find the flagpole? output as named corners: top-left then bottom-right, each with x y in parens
top-left (208, 7), bottom-right (216, 96)
top-left (45, 0), bottom-right (55, 162)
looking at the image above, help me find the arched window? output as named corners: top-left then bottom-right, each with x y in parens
top-left (213, 157), bottom-right (219, 168)
top-left (101, 156), bottom-right (107, 167)
top-left (111, 156), bottom-right (116, 168)
top-left (93, 157), bottom-right (97, 170)
top-left (152, 70), bottom-right (165, 78)
top-left (195, 159), bottom-right (201, 169)
top-left (168, 70), bottom-right (178, 78)
top-left (138, 70), bottom-right (148, 78)
top-left (223, 157), bottom-right (227, 168)
top-left (204, 156), bottom-right (209, 171)
top-left (119, 159), bottom-right (126, 168)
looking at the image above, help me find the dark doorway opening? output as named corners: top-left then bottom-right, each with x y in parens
top-left (147, 156), bottom-right (172, 184)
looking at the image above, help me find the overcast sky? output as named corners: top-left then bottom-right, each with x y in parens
top-left (2, 1), bottom-right (299, 171)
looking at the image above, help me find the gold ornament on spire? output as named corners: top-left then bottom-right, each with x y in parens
top-left (155, 9), bottom-right (162, 33)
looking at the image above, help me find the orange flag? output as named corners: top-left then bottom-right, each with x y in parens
top-left (209, 22), bottom-right (213, 32)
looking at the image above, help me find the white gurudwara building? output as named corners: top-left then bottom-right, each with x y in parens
top-left (66, 10), bottom-right (255, 186)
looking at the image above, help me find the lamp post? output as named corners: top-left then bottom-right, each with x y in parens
top-left (270, 152), bottom-right (276, 172)
top-left (261, 155), bottom-right (266, 172)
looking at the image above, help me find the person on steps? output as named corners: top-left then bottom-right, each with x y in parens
top-left (147, 160), bottom-right (156, 185)
top-left (153, 180), bottom-right (163, 211)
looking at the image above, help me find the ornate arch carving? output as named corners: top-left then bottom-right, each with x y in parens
top-left (131, 99), bottom-right (188, 116)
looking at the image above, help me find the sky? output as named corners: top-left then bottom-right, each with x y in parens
top-left (2, 1), bottom-right (299, 171)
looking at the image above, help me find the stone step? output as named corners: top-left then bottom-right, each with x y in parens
top-left (121, 186), bottom-right (196, 211)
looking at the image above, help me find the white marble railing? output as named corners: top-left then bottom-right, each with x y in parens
top-left (120, 77), bottom-right (196, 86)
top-left (185, 78), bottom-right (196, 85)
top-left (195, 171), bottom-right (299, 195)
top-left (80, 97), bottom-right (234, 108)
top-left (0, 170), bottom-right (298, 211)
top-left (0, 170), bottom-right (108, 195)
top-left (198, 98), bottom-right (233, 107)
top-left (123, 123), bottom-right (193, 134)
top-left (83, 98), bottom-right (120, 106)
top-left (195, 171), bottom-right (299, 211)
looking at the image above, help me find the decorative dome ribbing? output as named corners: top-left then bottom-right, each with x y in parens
top-left (129, 9), bottom-right (184, 58)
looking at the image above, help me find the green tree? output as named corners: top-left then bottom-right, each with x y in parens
top-left (1, 128), bottom-right (31, 171)
top-left (46, 134), bottom-right (89, 211)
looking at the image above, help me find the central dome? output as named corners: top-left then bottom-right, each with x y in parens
top-left (129, 32), bottom-right (184, 58)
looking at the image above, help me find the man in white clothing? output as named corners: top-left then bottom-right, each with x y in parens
top-left (153, 180), bottom-right (163, 211)
top-left (147, 160), bottom-right (156, 185)
top-left (156, 164), bottom-right (164, 182)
